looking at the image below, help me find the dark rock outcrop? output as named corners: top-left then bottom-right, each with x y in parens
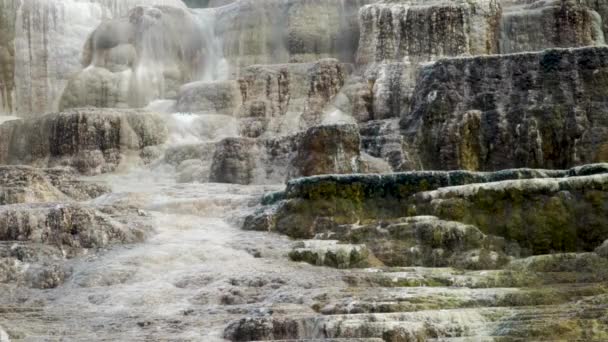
top-left (403, 46), bottom-right (608, 171)
top-left (209, 124), bottom-right (364, 185)
top-left (0, 108), bottom-right (168, 174)
top-left (288, 124), bottom-right (362, 179)
top-left (246, 164), bottom-right (608, 256)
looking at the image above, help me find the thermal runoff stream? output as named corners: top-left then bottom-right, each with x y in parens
top-left (2, 0), bottom-right (608, 341)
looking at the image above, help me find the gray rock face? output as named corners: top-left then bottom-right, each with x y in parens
top-left (208, 123), bottom-right (363, 185)
top-left (360, 119), bottom-right (411, 171)
top-left (500, 0), bottom-right (606, 54)
top-left (209, 138), bottom-right (260, 185)
top-left (403, 46), bottom-right (608, 171)
top-left (288, 124), bottom-right (362, 179)
top-left (0, 108), bottom-right (168, 174)
top-left (215, 0), bottom-right (374, 73)
top-left (0, 203), bottom-right (146, 256)
top-left (237, 59), bottom-right (350, 137)
top-left (0, 166), bottom-right (110, 205)
top-left (176, 81), bottom-right (242, 115)
top-left (357, 0), bottom-right (501, 65)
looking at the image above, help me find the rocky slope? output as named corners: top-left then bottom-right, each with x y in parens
top-left (1, 0), bottom-right (608, 341)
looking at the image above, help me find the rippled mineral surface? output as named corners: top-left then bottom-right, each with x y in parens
top-left (1, 0), bottom-right (608, 341)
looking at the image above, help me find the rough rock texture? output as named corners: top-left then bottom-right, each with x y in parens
top-left (0, 166), bottom-right (110, 204)
top-left (61, 5), bottom-right (203, 110)
top-left (0, 108), bottom-right (168, 174)
top-left (237, 59), bottom-right (349, 137)
top-left (0, 203), bottom-right (147, 256)
top-left (288, 124), bottom-right (362, 179)
top-left (360, 119), bottom-right (411, 171)
top-left (289, 240), bottom-right (373, 269)
top-left (209, 138), bottom-right (260, 185)
top-left (500, 0), bottom-right (606, 53)
top-left (215, 0), bottom-right (374, 73)
top-left (208, 124), bottom-right (363, 185)
top-left (357, 0), bottom-right (502, 65)
top-left (0, 0), bottom-right (20, 115)
top-left (414, 173), bottom-right (608, 254)
top-left (403, 46), bottom-right (608, 171)
top-left (176, 81), bottom-right (242, 115)
top-left (245, 164), bottom-right (608, 245)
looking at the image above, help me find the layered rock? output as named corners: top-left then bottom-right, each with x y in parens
top-left (0, 108), bottom-right (168, 174)
top-left (403, 46), bottom-right (608, 171)
top-left (0, 203), bottom-right (145, 255)
top-left (0, 0), bottom-right (20, 115)
top-left (413, 173), bottom-right (608, 254)
top-left (246, 164), bottom-right (608, 252)
top-left (176, 81), bottom-right (242, 115)
top-left (208, 124), bottom-right (362, 185)
top-left (237, 59), bottom-right (349, 137)
top-left (288, 124), bottom-right (362, 179)
top-left (500, 0), bottom-right (606, 53)
top-left (0, 166), bottom-right (110, 205)
top-left (357, 0), bottom-right (502, 65)
top-left (215, 0), bottom-right (374, 74)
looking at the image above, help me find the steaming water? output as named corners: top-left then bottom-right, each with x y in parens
top-left (0, 115), bottom-right (346, 341)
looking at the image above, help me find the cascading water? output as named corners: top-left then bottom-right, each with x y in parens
top-left (3, 0), bottom-right (608, 341)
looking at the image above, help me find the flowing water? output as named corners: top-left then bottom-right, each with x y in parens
top-left (0, 112), bottom-right (350, 340)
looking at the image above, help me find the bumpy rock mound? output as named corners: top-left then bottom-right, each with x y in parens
top-left (414, 173), bottom-right (608, 254)
top-left (0, 203), bottom-right (145, 254)
top-left (0, 166), bottom-right (110, 204)
top-left (500, 0), bottom-right (606, 53)
top-left (403, 46), bottom-right (608, 171)
top-left (237, 59), bottom-right (350, 137)
top-left (246, 164), bottom-right (608, 256)
top-left (207, 123), bottom-right (363, 185)
top-left (0, 108), bottom-right (168, 174)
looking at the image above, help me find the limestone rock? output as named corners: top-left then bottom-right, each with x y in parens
top-left (414, 173), bottom-right (608, 254)
top-left (0, 203), bottom-right (147, 257)
top-left (357, 0), bottom-right (501, 65)
top-left (1, 0), bottom-right (187, 116)
top-left (209, 138), bottom-right (260, 185)
top-left (0, 166), bottom-right (110, 205)
top-left (0, 108), bottom-right (168, 174)
top-left (207, 123), bottom-right (365, 185)
top-left (248, 164), bottom-right (608, 245)
top-left (403, 46), bottom-right (608, 171)
top-left (176, 81), bottom-right (242, 115)
top-left (289, 240), bottom-right (373, 269)
top-left (500, 0), bottom-right (606, 54)
top-left (288, 124), bottom-right (362, 179)
top-left (360, 119), bottom-right (412, 171)
top-left (596, 239), bottom-right (608, 257)
top-left (237, 59), bottom-right (349, 137)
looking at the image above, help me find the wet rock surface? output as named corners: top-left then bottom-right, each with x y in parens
top-left (2, 0), bottom-right (608, 341)
top-left (0, 108), bottom-right (168, 174)
top-left (0, 166), bottom-right (110, 204)
top-left (403, 46), bottom-right (608, 171)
